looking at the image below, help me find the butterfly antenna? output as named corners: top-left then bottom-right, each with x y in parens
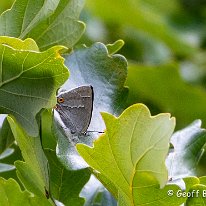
top-left (87, 130), bottom-right (104, 133)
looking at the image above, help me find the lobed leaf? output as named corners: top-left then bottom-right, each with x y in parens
top-left (106, 40), bottom-right (124, 55)
top-left (45, 149), bottom-right (90, 205)
top-left (54, 42), bottom-right (128, 170)
top-left (0, 37), bottom-right (68, 136)
top-left (0, 177), bottom-right (52, 206)
top-left (183, 177), bottom-right (206, 205)
top-left (0, 0), bottom-right (85, 50)
top-left (62, 42), bottom-right (128, 130)
top-left (77, 104), bottom-right (176, 204)
top-left (81, 175), bottom-right (117, 206)
top-left (166, 120), bottom-right (206, 180)
top-left (8, 116), bottom-right (50, 199)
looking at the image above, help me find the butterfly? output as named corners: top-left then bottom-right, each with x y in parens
top-left (54, 86), bottom-right (93, 135)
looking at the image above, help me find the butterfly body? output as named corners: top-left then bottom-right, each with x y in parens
top-left (55, 86), bottom-right (93, 135)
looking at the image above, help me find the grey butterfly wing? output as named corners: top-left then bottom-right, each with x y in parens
top-left (56, 86), bottom-right (93, 134)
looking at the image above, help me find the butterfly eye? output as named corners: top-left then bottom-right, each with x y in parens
top-left (57, 97), bottom-right (64, 103)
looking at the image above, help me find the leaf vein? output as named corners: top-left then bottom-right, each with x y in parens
top-left (0, 105), bottom-right (32, 127)
top-left (0, 88), bottom-right (52, 102)
top-left (0, 46), bottom-right (5, 84)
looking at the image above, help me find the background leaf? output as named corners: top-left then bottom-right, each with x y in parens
top-left (106, 40), bottom-right (124, 55)
top-left (54, 42), bottom-right (128, 170)
top-left (133, 172), bottom-right (185, 206)
top-left (0, 0), bottom-right (13, 14)
top-left (0, 0), bottom-right (85, 50)
top-left (80, 175), bottom-right (117, 206)
top-left (125, 64), bottom-right (206, 129)
top-left (63, 42), bottom-right (128, 130)
top-left (0, 177), bottom-right (52, 206)
top-left (0, 0), bottom-right (59, 37)
top-left (0, 145), bottom-right (22, 183)
top-left (166, 120), bottom-right (206, 180)
top-left (45, 149), bottom-right (90, 206)
top-left (183, 177), bottom-right (206, 205)
top-left (0, 115), bottom-right (14, 154)
top-left (8, 116), bottom-right (50, 200)
top-left (0, 148), bottom-right (15, 173)
top-left (77, 104), bottom-right (175, 204)
top-left (41, 109), bottom-right (57, 150)
top-left (52, 117), bottom-right (90, 170)
top-left (186, 184), bottom-right (206, 205)
top-left (0, 37), bottom-right (68, 136)
top-left (85, 0), bottom-right (196, 57)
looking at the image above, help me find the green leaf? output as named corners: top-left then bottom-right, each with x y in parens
top-left (81, 175), bottom-right (117, 206)
top-left (186, 184), bottom-right (206, 205)
top-left (132, 172), bottom-right (185, 206)
top-left (131, 175), bottom-right (198, 206)
top-left (41, 109), bottom-right (57, 150)
top-left (0, 0), bottom-right (59, 37)
top-left (0, 177), bottom-right (52, 206)
top-left (15, 161), bottom-right (48, 198)
top-left (0, 0), bottom-right (13, 14)
top-left (63, 42), bottom-right (128, 125)
top-left (0, 37), bottom-right (68, 136)
top-left (106, 40), bottom-right (124, 55)
top-left (54, 42), bottom-right (128, 170)
top-left (8, 116), bottom-right (50, 198)
top-left (94, 172), bottom-right (118, 200)
top-left (183, 176), bottom-right (200, 191)
top-left (52, 118), bottom-right (91, 170)
top-left (130, 176), bottom-right (199, 206)
top-left (0, 149), bottom-right (15, 173)
top-left (125, 63), bottom-right (206, 129)
top-left (166, 120), bottom-right (206, 180)
top-left (0, 36), bottom-right (39, 51)
top-left (0, 144), bottom-right (22, 183)
top-left (183, 177), bottom-right (206, 205)
top-left (0, 0), bottom-right (85, 50)
top-left (0, 115), bottom-right (14, 154)
top-left (199, 176), bottom-right (206, 185)
top-left (45, 149), bottom-right (91, 205)
top-left (77, 104), bottom-right (176, 204)
top-left (0, 163), bottom-right (14, 173)
top-left (86, 0), bottom-right (196, 57)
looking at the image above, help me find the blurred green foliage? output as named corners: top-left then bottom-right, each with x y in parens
top-left (81, 0), bottom-right (206, 129)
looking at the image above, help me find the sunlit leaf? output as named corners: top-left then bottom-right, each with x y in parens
top-left (77, 104), bottom-right (178, 205)
top-left (106, 40), bottom-right (124, 55)
top-left (0, 177), bottom-right (52, 206)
